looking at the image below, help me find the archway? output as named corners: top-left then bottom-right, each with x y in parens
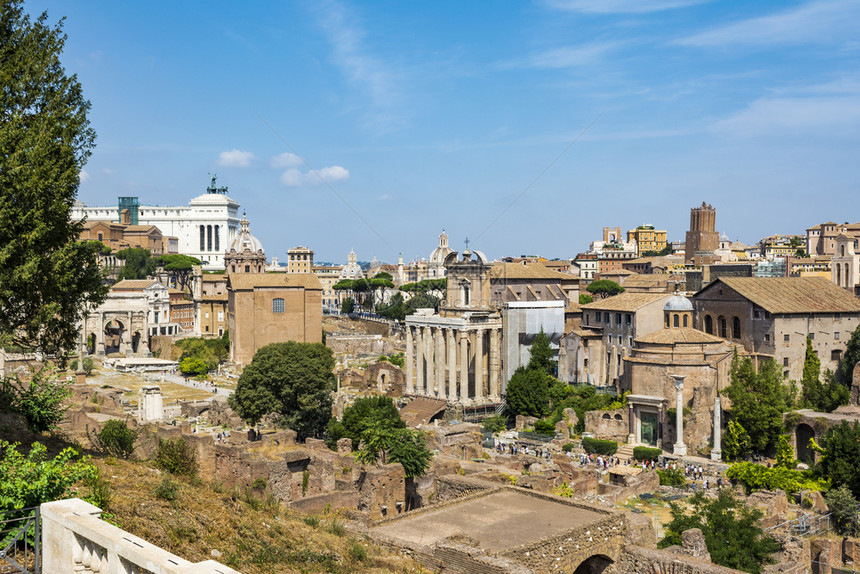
top-left (704, 315), bottom-right (713, 334)
top-left (796, 423), bottom-right (816, 463)
top-left (574, 554), bottom-right (614, 574)
top-left (131, 331), bottom-right (141, 354)
top-left (103, 319), bottom-right (124, 354)
top-left (86, 333), bottom-right (96, 355)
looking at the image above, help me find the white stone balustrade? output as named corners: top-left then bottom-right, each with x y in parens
top-left (41, 498), bottom-right (241, 574)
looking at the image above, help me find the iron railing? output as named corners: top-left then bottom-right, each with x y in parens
top-left (0, 506), bottom-right (40, 574)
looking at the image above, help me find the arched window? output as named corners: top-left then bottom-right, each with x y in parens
top-left (841, 244), bottom-right (846, 256)
top-left (683, 314), bottom-right (688, 327)
top-left (705, 315), bottom-right (713, 334)
top-left (732, 317), bottom-right (741, 339)
top-left (460, 279), bottom-right (471, 306)
top-left (272, 298), bottom-right (285, 313)
top-left (719, 317), bottom-right (727, 338)
top-left (673, 314), bottom-right (679, 328)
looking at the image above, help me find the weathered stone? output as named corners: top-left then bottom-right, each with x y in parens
top-left (682, 528), bottom-right (712, 562)
top-left (337, 437), bottom-right (353, 454)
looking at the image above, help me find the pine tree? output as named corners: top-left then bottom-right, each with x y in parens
top-left (800, 337), bottom-right (824, 409)
top-left (0, 2), bottom-right (106, 353)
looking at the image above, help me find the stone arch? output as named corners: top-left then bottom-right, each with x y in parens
top-left (602, 413), bottom-right (611, 420)
top-left (704, 315), bottom-right (713, 334)
top-left (574, 554), bottom-right (614, 574)
top-left (104, 319), bottom-right (125, 354)
top-left (614, 413), bottom-right (623, 420)
top-left (796, 423), bottom-right (816, 463)
top-left (683, 314), bottom-right (689, 327)
top-left (86, 333), bottom-right (97, 355)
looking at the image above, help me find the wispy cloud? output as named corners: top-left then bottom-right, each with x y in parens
top-left (545, 0), bottom-right (708, 14)
top-left (313, 0), bottom-right (404, 130)
top-left (712, 82), bottom-right (860, 137)
top-left (280, 165), bottom-right (350, 187)
top-left (79, 169), bottom-right (90, 183)
top-left (101, 168), bottom-right (116, 175)
top-left (529, 42), bottom-right (621, 68)
top-left (678, 0), bottom-right (860, 47)
top-left (218, 149), bottom-right (256, 167)
top-left (377, 194), bottom-right (394, 201)
top-left (271, 152), bottom-right (303, 168)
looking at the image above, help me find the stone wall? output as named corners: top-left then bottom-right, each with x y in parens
top-left (585, 409), bottom-right (628, 442)
top-left (610, 545), bottom-right (747, 574)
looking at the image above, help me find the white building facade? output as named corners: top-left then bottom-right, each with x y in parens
top-left (72, 178), bottom-right (241, 270)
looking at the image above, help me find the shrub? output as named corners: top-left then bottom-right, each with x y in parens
top-left (633, 446), bottom-right (662, 462)
top-left (562, 442), bottom-right (576, 453)
top-left (581, 437), bottom-right (618, 455)
top-left (657, 467), bottom-right (685, 486)
top-left (726, 461), bottom-right (829, 495)
top-left (825, 485), bottom-right (860, 536)
top-left (533, 419), bottom-right (556, 434)
top-left (91, 419), bottom-right (139, 459)
top-left (481, 415), bottom-right (507, 433)
top-left (83, 468), bottom-right (112, 510)
top-left (155, 437), bottom-right (198, 477)
top-left (0, 367), bottom-right (73, 433)
top-left (179, 357), bottom-right (209, 377)
top-left (348, 542), bottom-right (367, 562)
top-left (154, 476), bottom-right (179, 501)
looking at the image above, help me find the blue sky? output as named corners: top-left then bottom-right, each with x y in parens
top-left (34, 0), bottom-right (860, 264)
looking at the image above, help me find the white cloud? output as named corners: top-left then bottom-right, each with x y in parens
top-left (377, 194), bottom-right (394, 201)
top-left (101, 168), bottom-right (116, 175)
top-left (529, 42), bottom-right (620, 68)
top-left (280, 165), bottom-right (350, 187)
top-left (79, 169), bottom-right (90, 183)
top-left (712, 94), bottom-right (860, 137)
top-left (271, 152), bottom-right (303, 168)
top-left (678, 0), bottom-right (860, 47)
top-left (545, 0), bottom-right (707, 14)
top-left (218, 149), bottom-right (256, 168)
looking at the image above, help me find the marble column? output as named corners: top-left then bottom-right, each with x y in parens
top-left (627, 403), bottom-right (636, 444)
top-left (436, 328), bottom-right (446, 399)
top-left (426, 327), bottom-right (435, 396)
top-left (489, 328), bottom-right (500, 401)
top-left (475, 329), bottom-right (484, 402)
top-left (711, 395), bottom-right (722, 461)
top-left (416, 327), bottom-right (425, 396)
top-left (97, 313), bottom-right (105, 355)
top-left (447, 329), bottom-right (457, 400)
top-left (405, 327), bottom-right (414, 395)
top-left (672, 375), bottom-right (687, 457)
top-left (460, 333), bottom-right (469, 399)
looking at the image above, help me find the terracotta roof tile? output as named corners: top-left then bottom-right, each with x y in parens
top-left (705, 277), bottom-right (860, 314)
top-left (636, 328), bottom-right (726, 345)
top-left (490, 262), bottom-right (576, 281)
top-left (580, 292), bottom-right (670, 312)
top-left (227, 273), bottom-right (322, 290)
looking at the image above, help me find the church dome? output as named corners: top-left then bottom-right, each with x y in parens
top-left (230, 213), bottom-right (264, 254)
top-left (664, 295), bottom-right (693, 312)
top-left (429, 230), bottom-right (454, 264)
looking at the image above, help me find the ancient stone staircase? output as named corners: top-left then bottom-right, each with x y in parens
top-left (399, 397), bottom-right (447, 427)
top-left (615, 443), bottom-right (639, 460)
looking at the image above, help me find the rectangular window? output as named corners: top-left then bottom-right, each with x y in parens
top-left (754, 310), bottom-right (760, 319)
top-left (217, 311), bottom-right (224, 321)
top-left (784, 334), bottom-right (790, 342)
top-left (832, 349), bottom-right (842, 361)
top-left (596, 313), bottom-right (601, 323)
top-left (273, 298), bottom-right (285, 313)
top-left (626, 314), bottom-right (632, 325)
top-left (809, 333), bottom-right (815, 340)
top-left (835, 331), bottom-right (840, 340)
top-left (616, 313), bottom-right (621, 325)
top-left (604, 312), bottom-right (610, 324)
top-left (783, 357), bottom-right (789, 367)
top-left (764, 333), bottom-right (771, 342)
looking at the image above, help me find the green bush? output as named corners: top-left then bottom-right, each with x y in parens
top-left (581, 437), bottom-right (618, 455)
top-left (726, 461), bottom-right (829, 495)
top-left (533, 419), bottom-right (556, 434)
top-left (154, 437), bottom-right (198, 477)
top-left (657, 467), bottom-right (685, 486)
top-left (154, 475), bottom-right (179, 501)
top-left (69, 357), bottom-right (94, 375)
top-left (633, 446), bottom-right (662, 462)
top-left (91, 419), bottom-right (139, 459)
top-left (179, 357), bottom-right (209, 377)
top-left (481, 415), bottom-right (507, 433)
top-left (562, 442), bottom-right (576, 453)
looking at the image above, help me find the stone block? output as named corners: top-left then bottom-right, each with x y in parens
top-left (337, 437), bottom-right (353, 454)
top-left (682, 528), bottom-right (712, 562)
top-left (800, 490), bottom-right (829, 513)
top-left (555, 420), bottom-right (569, 438)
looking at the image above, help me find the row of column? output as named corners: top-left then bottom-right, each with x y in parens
top-left (405, 325), bottom-right (502, 403)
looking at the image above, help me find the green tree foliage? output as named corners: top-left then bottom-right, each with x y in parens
top-left (578, 294), bottom-right (593, 304)
top-left (659, 490), bottom-right (781, 573)
top-left (229, 342), bottom-right (335, 440)
top-left (69, 357), bottom-right (94, 375)
top-left (657, 467), bottom-right (685, 486)
top-left (116, 248), bottom-right (158, 280)
top-left (179, 357), bottom-right (209, 377)
top-left (481, 415), bottom-right (507, 433)
top-left (726, 462), bottom-right (827, 495)
top-left (723, 419), bottom-right (752, 461)
top-left (158, 254), bottom-right (201, 293)
top-left (527, 328), bottom-right (556, 375)
top-left (340, 297), bottom-right (355, 314)
top-left (774, 435), bottom-right (797, 470)
top-left (0, 2), bottom-right (106, 354)
top-left (154, 437), bottom-right (198, 477)
top-left (504, 367), bottom-right (551, 418)
top-left (355, 420), bottom-right (432, 478)
top-left (400, 278), bottom-right (446, 298)
top-left (89, 419), bottom-right (139, 459)
top-left (377, 353), bottom-right (405, 367)
top-left (724, 353), bottom-right (791, 453)
top-left (175, 334), bottom-right (228, 371)
top-left (812, 421), bottom-right (860, 498)
top-left (839, 323), bottom-right (860, 385)
top-left (0, 367), bottom-right (72, 433)
top-left (581, 437), bottom-right (618, 455)
top-left (330, 395), bottom-right (404, 450)
top-left (404, 292), bottom-right (441, 315)
top-left (585, 279), bottom-right (624, 298)
top-left (375, 292), bottom-right (405, 321)
top-left (800, 337), bottom-right (823, 408)
top-left (825, 485), bottom-right (860, 536)
top-left (0, 440), bottom-right (95, 510)
top-left (533, 419), bottom-right (555, 434)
